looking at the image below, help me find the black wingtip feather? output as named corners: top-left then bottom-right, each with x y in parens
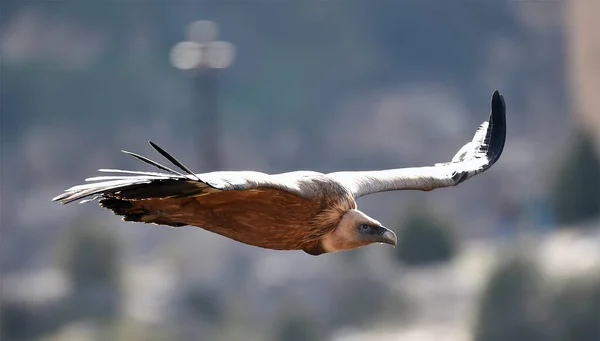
top-left (484, 90), bottom-right (506, 169)
top-left (148, 141), bottom-right (200, 180)
top-left (121, 150), bottom-right (185, 177)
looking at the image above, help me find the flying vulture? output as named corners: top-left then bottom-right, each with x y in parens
top-left (53, 91), bottom-right (506, 255)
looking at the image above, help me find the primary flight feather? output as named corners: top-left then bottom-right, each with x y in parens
top-left (53, 91), bottom-right (506, 255)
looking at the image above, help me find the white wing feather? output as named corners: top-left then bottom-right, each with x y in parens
top-left (328, 91), bottom-right (506, 198)
top-left (53, 91), bottom-right (505, 204)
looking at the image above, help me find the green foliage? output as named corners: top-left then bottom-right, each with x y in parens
top-left (331, 277), bottom-right (406, 328)
top-left (274, 316), bottom-right (326, 341)
top-left (61, 223), bottom-right (122, 289)
top-left (475, 251), bottom-right (600, 341)
top-left (394, 206), bottom-right (457, 266)
top-left (274, 309), bottom-right (327, 341)
top-left (551, 130), bottom-right (600, 226)
top-left (184, 287), bottom-right (223, 323)
top-left (59, 220), bottom-right (123, 318)
top-left (545, 273), bottom-right (600, 341)
top-left (0, 301), bottom-right (32, 341)
top-left (0, 220), bottom-right (126, 341)
top-left (474, 252), bottom-right (547, 341)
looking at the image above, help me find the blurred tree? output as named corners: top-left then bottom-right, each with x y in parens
top-left (545, 273), bottom-right (600, 341)
top-left (59, 220), bottom-right (123, 319)
top-left (0, 301), bottom-right (33, 341)
top-left (0, 298), bottom-right (83, 341)
top-left (1, 220), bottom-right (125, 341)
top-left (551, 130), bottom-right (600, 226)
top-left (275, 317), bottom-right (325, 341)
top-left (473, 252), bottom-right (547, 341)
top-left (394, 205), bottom-right (457, 266)
top-left (183, 286), bottom-right (223, 324)
top-left (331, 276), bottom-right (404, 328)
top-left (274, 307), bottom-right (327, 341)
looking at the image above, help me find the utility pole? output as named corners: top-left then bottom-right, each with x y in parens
top-left (170, 20), bottom-right (235, 171)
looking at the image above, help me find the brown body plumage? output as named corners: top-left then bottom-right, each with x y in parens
top-left (53, 91), bottom-right (506, 255)
top-left (99, 187), bottom-right (355, 254)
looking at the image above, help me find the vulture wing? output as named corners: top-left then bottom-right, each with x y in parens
top-left (328, 90), bottom-right (506, 198)
top-left (52, 142), bottom-right (323, 205)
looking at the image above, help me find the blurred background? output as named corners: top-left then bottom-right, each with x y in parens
top-left (1, 1), bottom-right (599, 341)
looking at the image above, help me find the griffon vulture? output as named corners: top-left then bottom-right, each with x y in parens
top-left (53, 91), bottom-right (506, 255)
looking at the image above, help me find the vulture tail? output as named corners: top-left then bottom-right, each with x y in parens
top-left (52, 142), bottom-right (216, 205)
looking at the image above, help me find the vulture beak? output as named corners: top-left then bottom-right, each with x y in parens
top-left (378, 227), bottom-right (398, 248)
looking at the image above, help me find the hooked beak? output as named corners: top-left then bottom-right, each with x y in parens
top-left (378, 227), bottom-right (398, 247)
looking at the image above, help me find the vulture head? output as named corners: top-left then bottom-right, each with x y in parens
top-left (320, 209), bottom-right (398, 253)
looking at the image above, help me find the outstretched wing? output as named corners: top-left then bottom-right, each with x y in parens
top-left (52, 141), bottom-right (323, 205)
top-left (328, 90), bottom-right (506, 198)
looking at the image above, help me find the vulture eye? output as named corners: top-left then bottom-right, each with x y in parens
top-left (358, 224), bottom-right (371, 232)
